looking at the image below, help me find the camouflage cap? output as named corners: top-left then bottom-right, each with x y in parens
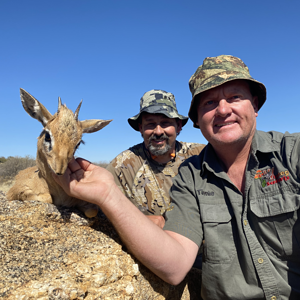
top-left (128, 89), bottom-right (188, 131)
top-left (188, 55), bottom-right (267, 128)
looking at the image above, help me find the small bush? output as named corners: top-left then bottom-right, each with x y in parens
top-left (0, 156), bottom-right (36, 180)
top-left (0, 156), bottom-right (7, 164)
top-left (0, 157), bottom-right (109, 182)
top-left (93, 160), bottom-right (110, 168)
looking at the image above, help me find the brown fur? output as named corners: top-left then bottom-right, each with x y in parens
top-left (7, 88), bottom-right (112, 218)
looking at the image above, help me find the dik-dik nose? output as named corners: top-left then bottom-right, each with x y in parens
top-left (52, 157), bottom-right (69, 176)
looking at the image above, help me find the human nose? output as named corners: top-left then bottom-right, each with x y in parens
top-left (153, 124), bottom-right (164, 136)
top-left (216, 99), bottom-right (232, 116)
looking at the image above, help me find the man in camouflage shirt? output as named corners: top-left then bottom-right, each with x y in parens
top-left (106, 89), bottom-right (205, 227)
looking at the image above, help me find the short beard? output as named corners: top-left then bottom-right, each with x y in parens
top-left (147, 134), bottom-right (172, 156)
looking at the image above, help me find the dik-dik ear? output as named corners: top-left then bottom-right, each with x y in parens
top-left (20, 88), bottom-right (53, 127)
top-left (81, 119), bottom-right (113, 133)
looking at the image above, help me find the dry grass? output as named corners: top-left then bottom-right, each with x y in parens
top-left (92, 161), bottom-right (109, 168)
top-left (0, 155), bottom-right (35, 196)
top-left (0, 158), bottom-right (109, 197)
top-left (0, 177), bottom-right (15, 194)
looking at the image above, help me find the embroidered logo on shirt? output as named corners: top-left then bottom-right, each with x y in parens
top-left (197, 189), bottom-right (214, 196)
top-left (254, 168), bottom-right (290, 188)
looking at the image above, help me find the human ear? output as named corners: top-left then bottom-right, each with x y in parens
top-left (138, 123), bottom-right (143, 134)
top-left (176, 119), bottom-right (182, 134)
top-left (252, 96), bottom-right (259, 117)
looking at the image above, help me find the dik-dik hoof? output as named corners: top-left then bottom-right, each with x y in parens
top-left (84, 207), bottom-right (98, 218)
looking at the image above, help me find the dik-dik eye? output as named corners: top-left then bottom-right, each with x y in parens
top-left (75, 141), bottom-right (81, 149)
top-left (75, 140), bottom-right (85, 151)
top-left (45, 132), bottom-right (51, 142)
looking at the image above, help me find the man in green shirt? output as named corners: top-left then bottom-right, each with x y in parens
top-left (54, 55), bottom-right (300, 300)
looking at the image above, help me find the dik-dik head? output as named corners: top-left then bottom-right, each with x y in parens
top-left (20, 88), bottom-right (112, 175)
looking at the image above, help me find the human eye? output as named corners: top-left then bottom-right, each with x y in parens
top-left (228, 95), bottom-right (241, 102)
top-left (199, 96), bottom-right (217, 111)
top-left (145, 123), bottom-right (156, 129)
top-left (202, 99), bottom-right (215, 107)
top-left (161, 121), bottom-right (172, 127)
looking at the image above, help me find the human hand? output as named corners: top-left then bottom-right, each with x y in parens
top-left (53, 157), bottom-right (116, 206)
top-left (146, 215), bottom-right (165, 229)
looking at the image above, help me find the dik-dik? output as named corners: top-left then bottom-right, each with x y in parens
top-left (7, 88), bottom-right (112, 218)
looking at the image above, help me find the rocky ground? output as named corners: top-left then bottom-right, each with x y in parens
top-left (0, 190), bottom-right (7, 201)
top-left (0, 191), bottom-right (202, 299)
top-left (0, 179), bottom-right (14, 198)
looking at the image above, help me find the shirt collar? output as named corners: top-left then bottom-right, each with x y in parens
top-left (201, 143), bottom-right (224, 176)
top-left (200, 130), bottom-right (280, 176)
top-left (251, 130), bottom-right (281, 154)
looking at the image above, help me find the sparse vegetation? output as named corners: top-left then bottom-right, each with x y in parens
top-left (0, 156), bottom-right (110, 195)
top-left (93, 160), bottom-right (110, 168)
top-left (0, 156), bottom-right (7, 164)
top-left (0, 156), bottom-right (35, 194)
top-left (0, 155), bottom-right (36, 181)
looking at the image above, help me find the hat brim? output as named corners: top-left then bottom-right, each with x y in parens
top-left (128, 105), bottom-right (188, 131)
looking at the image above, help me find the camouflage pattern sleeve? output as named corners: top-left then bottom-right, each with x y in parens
top-left (106, 150), bottom-right (136, 200)
top-left (178, 142), bottom-right (206, 159)
top-left (106, 142), bottom-right (206, 216)
top-left (105, 144), bottom-right (164, 215)
top-left (185, 142), bottom-right (206, 157)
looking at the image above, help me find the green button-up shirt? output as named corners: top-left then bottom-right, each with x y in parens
top-left (164, 130), bottom-right (300, 300)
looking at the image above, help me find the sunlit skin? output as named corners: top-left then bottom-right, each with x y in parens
top-left (196, 80), bottom-right (259, 193)
top-left (139, 113), bottom-right (182, 164)
top-left (196, 80), bottom-right (258, 159)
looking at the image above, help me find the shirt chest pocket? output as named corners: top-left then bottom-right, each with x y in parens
top-left (201, 203), bottom-right (236, 263)
top-left (250, 193), bottom-right (300, 259)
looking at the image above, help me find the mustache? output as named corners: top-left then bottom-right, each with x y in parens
top-left (148, 134), bottom-right (169, 144)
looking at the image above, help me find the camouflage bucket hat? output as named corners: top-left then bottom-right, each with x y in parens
top-left (128, 89), bottom-right (188, 131)
top-left (188, 55), bottom-right (267, 128)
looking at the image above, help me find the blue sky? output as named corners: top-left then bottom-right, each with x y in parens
top-left (1, 0), bottom-right (299, 163)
